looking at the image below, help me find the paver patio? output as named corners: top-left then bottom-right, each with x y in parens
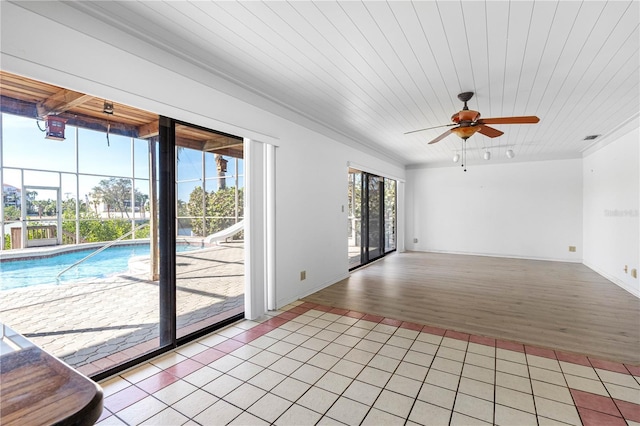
top-left (0, 242), bottom-right (244, 374)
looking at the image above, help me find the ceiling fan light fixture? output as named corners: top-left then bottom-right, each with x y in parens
top-left (453, 153), bottom-right (460, 163)
top-left (506, 149), bottom-right (515, 159)
top-left (451, 126), bottom-right (480, 139)
top-left (483, 151), bottom-right (491, 160)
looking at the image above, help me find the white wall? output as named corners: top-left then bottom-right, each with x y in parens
top-left (0, 2), bottom-right (405, 308)
top-left (583, 126), bottom-right (640, 297)
top-left (406, 159), bottom-right (583, 262)
top-left (274, 133), bottom-right (404, 307)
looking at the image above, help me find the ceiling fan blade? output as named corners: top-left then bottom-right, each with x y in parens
top-left (427, 129), bottom-right (453, 144)
top-left (478, 116), bottom-right (540, 125)
top-left (404, 123), bottom-right (457, 135)
top-left (477, 124), bottom-right (504, 138)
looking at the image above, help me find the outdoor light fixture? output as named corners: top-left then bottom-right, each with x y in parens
top-left (453, 153), bottom-right (460, 163)
top-left (506, 149), bottom-right (515, 159)
top-left (44, 115), bottom-right (66, 141)
top-left (103, 101), bottom-right (114, 115)
top-left (483, 151), bottom-right (491, 160)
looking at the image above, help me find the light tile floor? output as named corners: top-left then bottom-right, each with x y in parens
top-left (97, 301), bottom-right (640, 426)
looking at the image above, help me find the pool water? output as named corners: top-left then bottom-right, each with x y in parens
top-left (1, 244), bottom-right (199, 290)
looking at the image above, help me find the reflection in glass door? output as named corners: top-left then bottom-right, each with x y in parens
top-left (384, 178), bottom-right (396, 253)
top-left (348, 169), bottom-right (362, 268)
top-left (174, 122), bottom-right (245, 339)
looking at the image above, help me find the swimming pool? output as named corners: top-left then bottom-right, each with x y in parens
top-left (1, 244), bottom-right (199, 290)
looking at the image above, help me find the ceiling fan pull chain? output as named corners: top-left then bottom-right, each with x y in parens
top-left (464, 140), bottom-right (467, 172)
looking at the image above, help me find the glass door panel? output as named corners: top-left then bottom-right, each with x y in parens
top-left (175, 123), bottom-right (245, 339)
top-left (365, 174), bottom-right (383, 261)
top-left (348, 169), bottom-right (362, 269)
top-left (1, 113), bottom-right (163, 377)
top-left (384, 178), bottom-right (397, 253)
top-left (348, 169), bottom-right (396, 269)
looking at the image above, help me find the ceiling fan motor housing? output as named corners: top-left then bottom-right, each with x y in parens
top-left (452, 109), bottom-right (480, 124)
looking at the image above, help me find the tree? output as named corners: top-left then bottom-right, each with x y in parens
top-left (90, 178), bottom-right (145, 219)
top-left (25, 190), bottom-right (38, 214)
top-left (32, 199), bottom-right (47, 218)
top-left (136, 193), bottom-right (149, 218)
top-left (87, 191), bottom-right (101, 215)
top-left (187, 186), bottom-right (243, 237)
top-left (3, 205), bottom-right (20, 221)
top-left (61, 198), bottom-right (90, 220)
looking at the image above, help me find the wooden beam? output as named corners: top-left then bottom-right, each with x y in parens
top-left (203, 139), bottom-right (244, 152)
top-left (211, 147), bottom-right (244, 159)
top-left (137, 120), bottom-right (159, 139)
top-left (58, 112), bottom-right (139, 137)
top-left (1, 95), bottom-right (139, 137)
top-left (0, 95), bottom-right (38, 118)
top-left (36, 89), bottom-right (93, 117)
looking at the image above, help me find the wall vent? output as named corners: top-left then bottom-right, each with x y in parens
top-left (583, 134), bottom-right (600, 140)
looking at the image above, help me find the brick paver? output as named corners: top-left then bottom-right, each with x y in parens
top-left (0, 242), bottom-right (244, 369)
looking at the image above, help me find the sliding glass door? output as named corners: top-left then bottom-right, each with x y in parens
top-left (348, 168), bottom-right (396, 269)
top-left (0, 78), bottom-right (245, 381)
top-left (173, 121), bottom-right (245, 340)
top-left (364, 174), bottom-right (384, 262)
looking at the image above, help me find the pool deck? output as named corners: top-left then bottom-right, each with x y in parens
top-left (0, 242), bottom-right (244, 376)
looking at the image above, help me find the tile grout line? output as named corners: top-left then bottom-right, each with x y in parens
top-left (588, 362), bottom-right (629, 421)
top-left (445, 336), bottom-right (466, 426)
top-left (493, 342), bottom-right (498, 426)
top-left (231, 307), bottom-right (387, 424)
top-left (523, 346), bottom-right (541, 426)
top-left (353, 319), bottom-right (428, 425)
top-left (98, 302), bottom-right (640, 425)
top-left (401, 327), bottom-right (440, 426)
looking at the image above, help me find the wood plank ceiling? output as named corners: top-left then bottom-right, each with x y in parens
top-left (13, 1), bottom-right (640, 166)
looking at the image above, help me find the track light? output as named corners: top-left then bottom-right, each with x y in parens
top-left (483, 151), bottom-right (491, 160)
top-left (453, 153), bottom-right (460, 163)
top-left (506, 149), bottom-right (515, 159)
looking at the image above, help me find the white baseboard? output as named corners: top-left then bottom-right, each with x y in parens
top-left (414, 247), bottom-right (583, 264)
top-left (276, 271), bottom-right (350, 309)
top-left (583, 262), bottom-right (640, 298)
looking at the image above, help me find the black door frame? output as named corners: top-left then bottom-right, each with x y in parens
top-left (92, 116), bottom-right (244, 381)
top-left (361, 172), bottom-right (385, 264)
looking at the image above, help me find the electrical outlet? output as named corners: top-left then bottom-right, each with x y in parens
top-left (300, 270), bottom-right (306, 281)
top-left (632, 269), bottom-right (637, 279)
top-left (568, 246), bottom-right (576, 252)
top-left (413, 238), bottom-right (418, 243)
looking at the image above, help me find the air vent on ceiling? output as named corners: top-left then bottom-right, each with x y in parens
top-left (583, 134), bottom-right (600, 140)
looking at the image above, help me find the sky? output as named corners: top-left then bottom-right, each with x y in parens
top-left (1, 113), bottom-right (244, 204)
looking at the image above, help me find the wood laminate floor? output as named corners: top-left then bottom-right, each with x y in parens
top-left (303, 251), bottom-right (640, 365)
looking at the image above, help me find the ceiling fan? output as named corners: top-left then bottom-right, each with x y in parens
top-left (405, 92), bottom-right (539, 144)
